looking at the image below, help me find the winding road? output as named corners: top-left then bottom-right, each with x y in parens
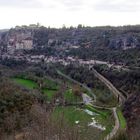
top-left (105, 108), bottom-right (120, 140)
top-left (90, 68), bottom-right (126, 140)
top-left (90, 67), bottom-right (126, 104)
top-left (57, 69), bottom-right (126, 140)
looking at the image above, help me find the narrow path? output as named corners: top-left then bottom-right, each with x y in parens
top-left (82, 93), bottom-right (93, 105)
top-left (105, 108), bottom-right (120, 140)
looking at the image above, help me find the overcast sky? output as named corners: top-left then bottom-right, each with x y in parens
top-left (0, 0), bottom-right (140, 29)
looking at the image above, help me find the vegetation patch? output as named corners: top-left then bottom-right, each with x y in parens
top-left (12, 77), bottom-right (38, 89)
top-left (93, 88), bottom-right (118, 107)
top-left (64, 89), bottom-right (82, 103)
top-left (43, 88), bottom-right (56, 101)
top-left (117, 108), bottom-right (127, 129)
top-left (85, 104), bottom-right (109, 118)
top-left (45, 78), bottom-right (59, 90)
top-left (10, 71), bottom-right (116, 139)
top-left (84, 104), bottom-right (114, 136)
top-left (53, 106), bottom-right (91, 125)
top-left (52, 106), bottom-right (113, 139)
top-left (52, 106), bottom-right (105, 140)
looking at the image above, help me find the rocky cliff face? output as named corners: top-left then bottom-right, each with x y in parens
top-left (1, 25), bottom-right (140, 54)
top-left (108, 36), bottom-right (140, 50)
top-left (0, 28), bottom-right (33, 54)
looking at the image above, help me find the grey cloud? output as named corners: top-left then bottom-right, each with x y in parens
top-left (58, 0), bottom-right (84, 11)
top-left (93, 0), bottom-right (140, 12)
top-left (1, 0), bottom-right (139, 12)
top-left (0, 0), bottom-right (43, 8)
top-left (0, 0), bottom-right (84, 10)
top-left (59, 0), bottom-right (83, 6)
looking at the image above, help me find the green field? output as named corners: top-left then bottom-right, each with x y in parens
top-left (12, 77), bottom-right (60, 101)
top-left (53, 106), bottom-right (91, 124)
top-left (42, 78), bottom-right (60, 101)
top-left (13, 77), bottom-right (38, 89)
top-left (85, 104), bottom-right (109, 117)
top-left (52, 106), bottom-right (102, 140)
top-left (85, 104), bottom-right (114, 135)
top-left (43, 88), bottom-right (57, 101)
top-left (52, 106), bottom-right (114, 139)
top-left (64, 89), bottom-right (82, 103)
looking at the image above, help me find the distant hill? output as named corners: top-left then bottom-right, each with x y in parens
top-left (0, 29), bottom-right (9, 33)
top-left (0, 25), bottom-right (140, 66)
top-left (1, 25), bottom-right (140, 50)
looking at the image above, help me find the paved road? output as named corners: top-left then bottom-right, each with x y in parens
top-left (91, 68), bottom-right (126, 104)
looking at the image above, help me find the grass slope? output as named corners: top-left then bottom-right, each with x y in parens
top-left (13, 78), bottom-right (38, 89)
top-left (43, 88), bottom-right (56, 101)
top-left (117, 108), bottom-right (127, 129)
top-left (64, 89), bottom-right (82, 103)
